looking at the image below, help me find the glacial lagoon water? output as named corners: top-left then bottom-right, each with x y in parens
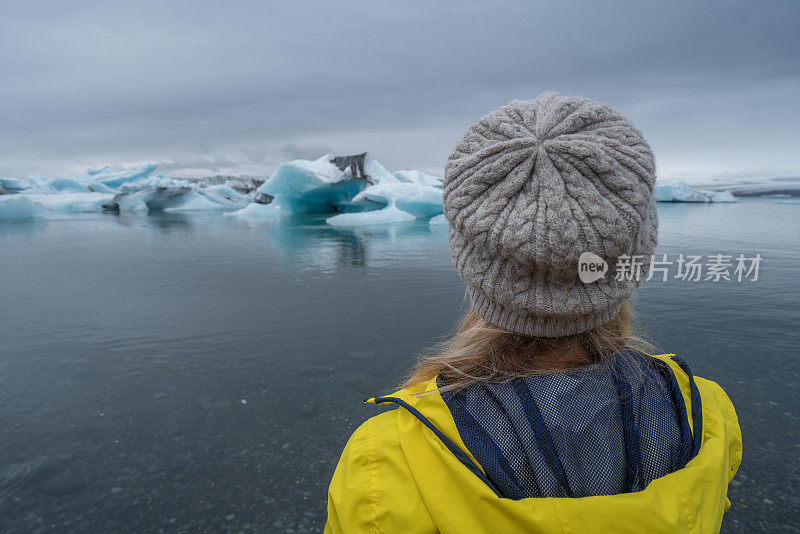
top-left (0, 198), bottom-right (798, 533)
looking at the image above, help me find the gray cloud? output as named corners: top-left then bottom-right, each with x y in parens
top-left (1, 0), bottom-right (798, 181)
top-left (154, 142), bottom-right (337, 176)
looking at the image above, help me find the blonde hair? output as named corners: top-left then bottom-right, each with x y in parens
top-left (403, 300), bottom-right (652, 392)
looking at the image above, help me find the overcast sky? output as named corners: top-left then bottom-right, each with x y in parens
top-left (1, 0), bottom-right (798, 182)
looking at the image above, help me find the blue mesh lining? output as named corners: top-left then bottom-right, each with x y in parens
top-left (438, 349), bottom-right (695, 499)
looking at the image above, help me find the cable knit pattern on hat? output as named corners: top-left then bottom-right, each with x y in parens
top-left (444, 92), bottom-right (658, 337)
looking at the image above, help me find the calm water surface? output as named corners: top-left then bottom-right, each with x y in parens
top-left (1, 199), bottom-right (798, 532)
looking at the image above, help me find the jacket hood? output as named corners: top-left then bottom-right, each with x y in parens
top-left (364, 353), bottom-right (742, 533)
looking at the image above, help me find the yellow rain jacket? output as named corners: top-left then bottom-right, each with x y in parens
top-left (325, 354), bottom-right (742, 533)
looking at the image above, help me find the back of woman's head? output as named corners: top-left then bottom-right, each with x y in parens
top-left (410, 92), bottom-right (658, 390)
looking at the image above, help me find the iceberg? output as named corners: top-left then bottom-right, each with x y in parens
top-left (103, 185), bottom-right (249, 213)
top-left (0, 193), bottom-right (113, 222)
top-left (0, 196), bottom-right (38, 221)
top-left (234, 152), bottom-right (445, 225)
top-left (0, 164), bottom-right (164, 197)
top-left (257, 155), bottom-right (368, 213)
top-left (654, 181), bottom-right (737, 203)
top-left (0, 163), bottom-right (250, 220)
top-left (168, 189), bottom-right (245, 211)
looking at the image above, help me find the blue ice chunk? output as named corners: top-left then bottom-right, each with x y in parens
top-left (0, 193), bottom-right (113, 221)
top-left (107, 185), bottom-right (249, 213)
top-left (258, 155), bottom-right (372, 213)
top-left (259, 153), bottom-right (444, 221)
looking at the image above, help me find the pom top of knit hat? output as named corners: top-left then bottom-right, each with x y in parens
top-left (443, 92), bottom-right (658, 337)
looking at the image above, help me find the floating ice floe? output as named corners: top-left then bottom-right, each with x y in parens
top-left (230, 152), bottom-right (444, 225)
top-left (256, 155), bottom-right (371, 213)
top-left (0, 164), bottom-right (252, 221)
top-left (103, 182), bottom-right (249, 213)
top-left (0, 193), bottom-right (113, 222)
top-left (654, 181), bottom-right (737, 203)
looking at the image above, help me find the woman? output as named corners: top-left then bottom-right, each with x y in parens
top-left (325, 93), bottom-right (742, 533)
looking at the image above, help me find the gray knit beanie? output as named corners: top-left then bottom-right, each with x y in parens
top-left (443, 92), bottom-right (658, 337)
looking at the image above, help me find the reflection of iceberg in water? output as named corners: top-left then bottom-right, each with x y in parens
top-left (259, 217), bottom-right (371, 270)
top-left (142, 211), bottom-right (195, 231)
top-left (253, 215), bottom-right (449, 271)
